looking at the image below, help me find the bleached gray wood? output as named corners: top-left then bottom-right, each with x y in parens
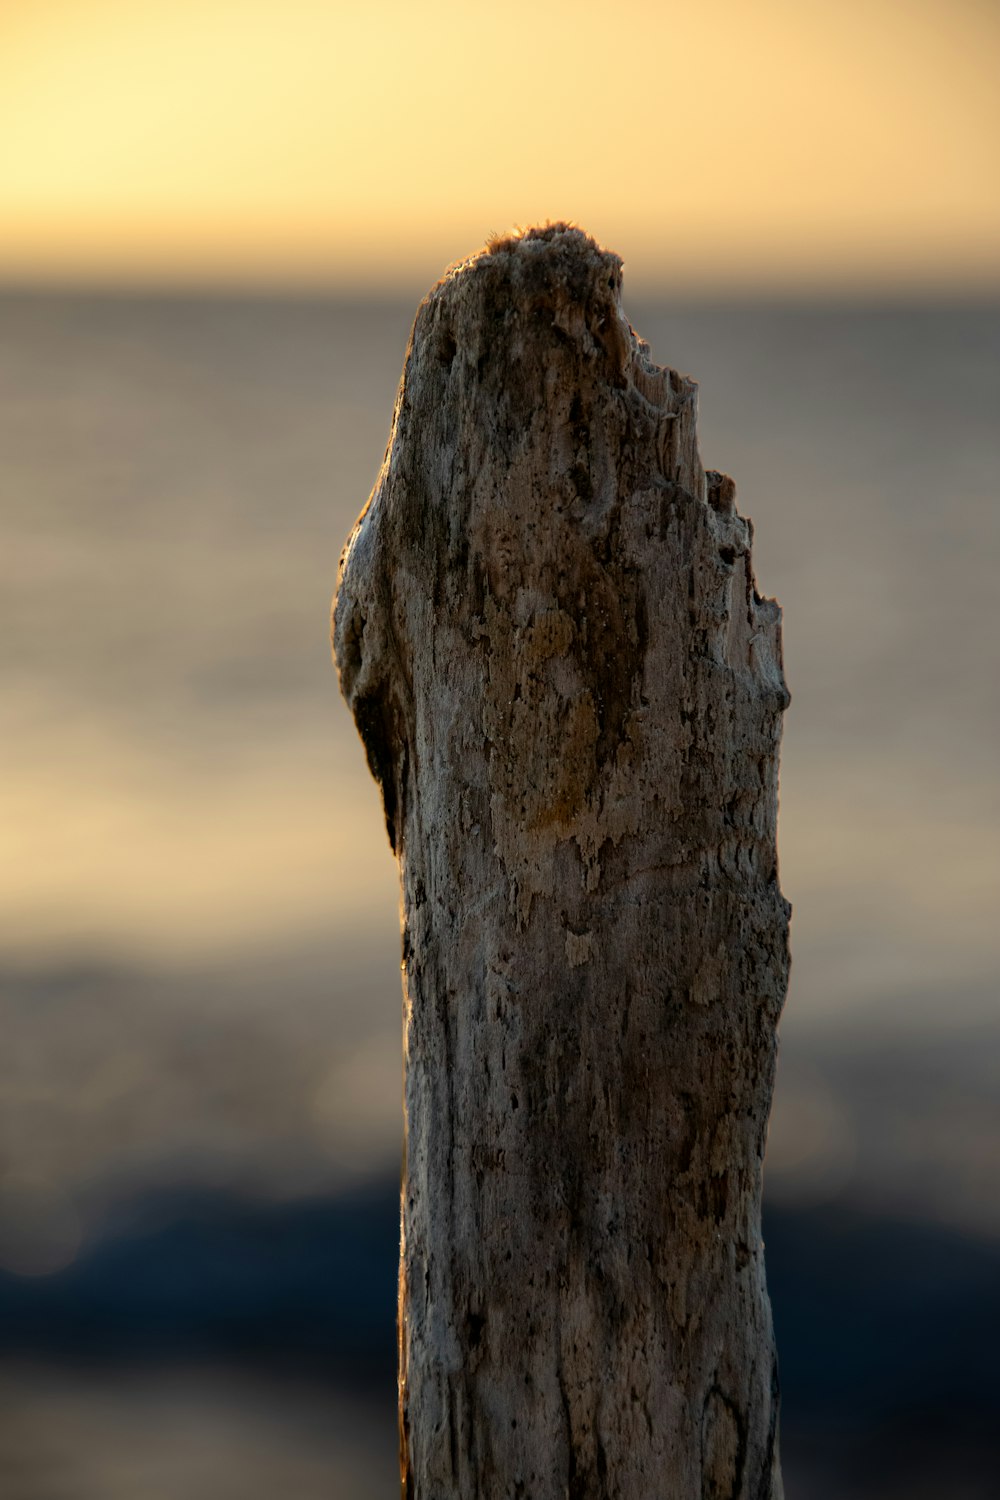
top-left (333, 225), bottom-right (789, 1499)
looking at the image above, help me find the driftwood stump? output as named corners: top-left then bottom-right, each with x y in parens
top-left (333, 225), bottom-right (789, 1499)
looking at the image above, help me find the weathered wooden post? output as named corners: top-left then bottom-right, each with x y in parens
top-left (333, 225), bottom-right (789, 1498)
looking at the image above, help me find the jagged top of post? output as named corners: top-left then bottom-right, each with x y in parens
top-left (422, 222), bottom-right (625, 326)
top-left (439, 221), bottom-right (620, 284)
top-left (334, 222), bottom-right (788, 859)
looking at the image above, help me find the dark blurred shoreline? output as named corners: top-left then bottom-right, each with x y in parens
top-left (2, 1171), bottom-right (999, 1499)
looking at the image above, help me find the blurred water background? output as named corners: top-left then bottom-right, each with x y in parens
top-left (2, 289), bottom-right (999, 1497)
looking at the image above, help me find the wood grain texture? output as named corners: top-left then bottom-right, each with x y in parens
top-left (333, 225), bottom-right (789, 1499)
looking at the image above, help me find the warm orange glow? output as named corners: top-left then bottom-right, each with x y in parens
top-left (2, 732), bottom-right (397, 960)
top-left (1, 0), bottom-right (998, 290)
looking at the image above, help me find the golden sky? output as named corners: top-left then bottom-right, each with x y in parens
top-left (1, 0), bottom-right (998, 290)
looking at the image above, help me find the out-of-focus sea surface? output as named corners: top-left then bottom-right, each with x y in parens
top-left (2, 289), bottom-right (998, 1497)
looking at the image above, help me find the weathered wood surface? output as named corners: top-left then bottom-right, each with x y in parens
top-left (333, 225), bottom-right (789, 1499)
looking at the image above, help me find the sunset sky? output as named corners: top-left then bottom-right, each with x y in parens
top-left (1, 0), bottom-right (998, 293)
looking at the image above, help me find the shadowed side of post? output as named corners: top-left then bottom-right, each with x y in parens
top-left (333, 225), bottom-right (789, 1500)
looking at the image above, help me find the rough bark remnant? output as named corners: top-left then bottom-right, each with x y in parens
top-left (333, 225), bottom-right (789, 1499)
